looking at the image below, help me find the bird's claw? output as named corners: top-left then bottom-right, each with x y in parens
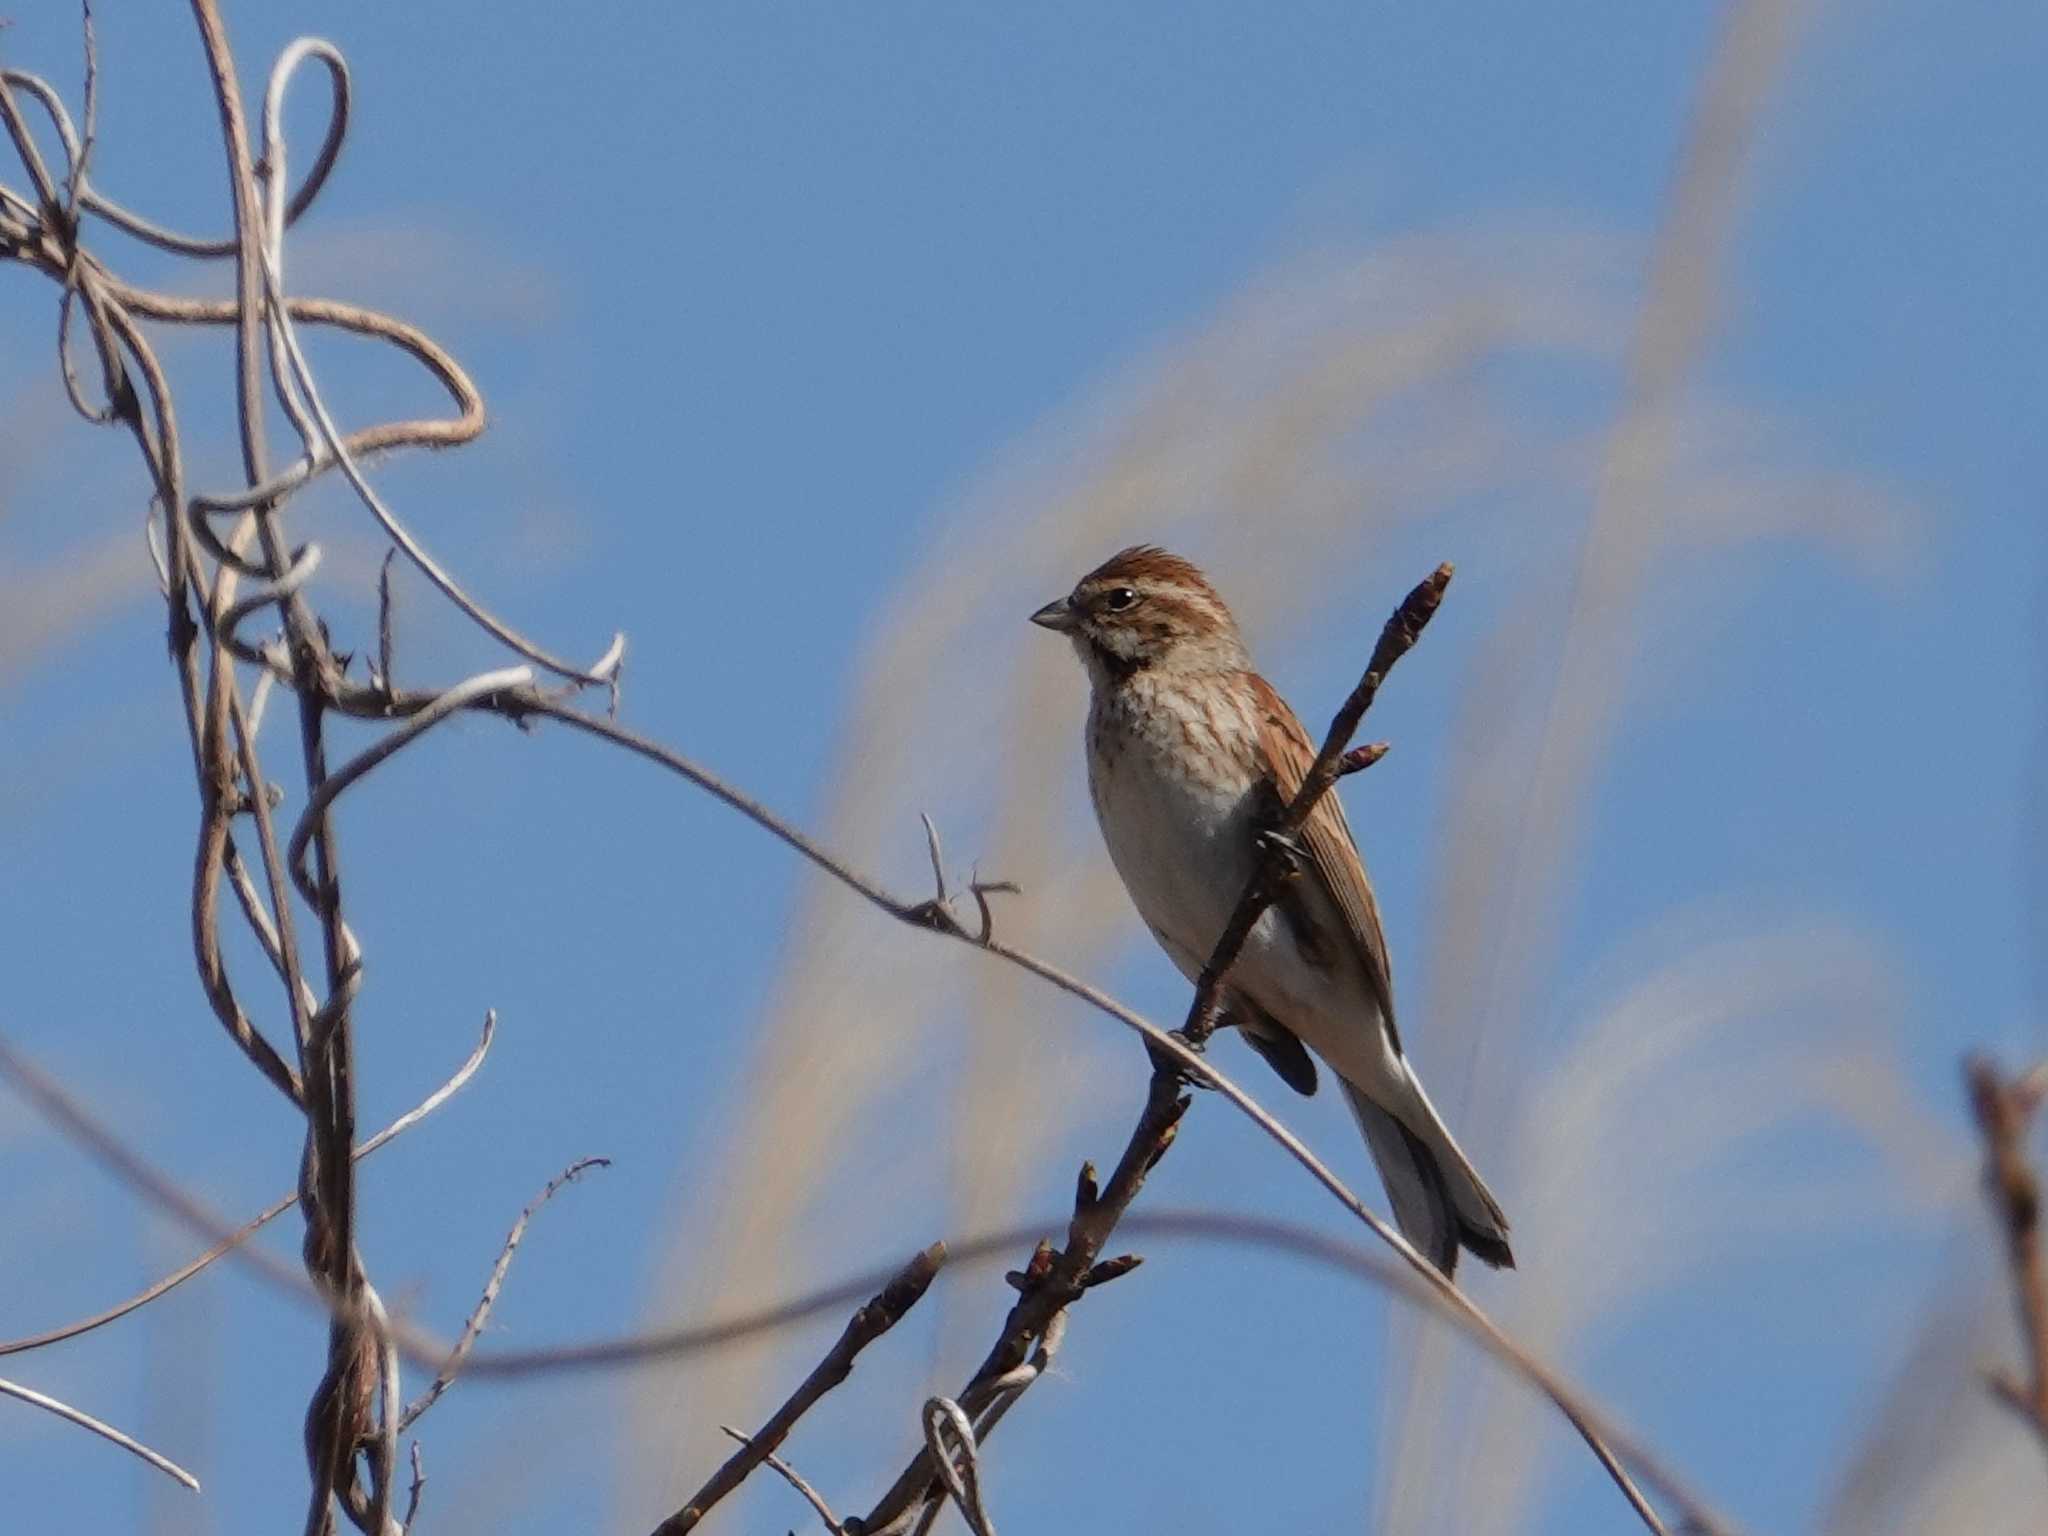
top-left (1157, 1028), bottom-right (1217, 1090)
top-left (1254, 827), bottom-right (1306, 876)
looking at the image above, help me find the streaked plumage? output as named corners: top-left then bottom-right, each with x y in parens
top-left (1032, 545), bottom-right (1512, 1275)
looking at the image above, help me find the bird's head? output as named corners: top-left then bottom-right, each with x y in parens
top-left (1031, 545), bottom-right (1249, 684)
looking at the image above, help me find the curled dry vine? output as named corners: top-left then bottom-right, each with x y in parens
top-left (4, 8), bottom-right (615, 1531)
top-left (0, 9), bottom-right (1738, 1536)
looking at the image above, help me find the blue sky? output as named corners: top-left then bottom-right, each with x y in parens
top-left (2, 3), bottom-right (2044, 1534)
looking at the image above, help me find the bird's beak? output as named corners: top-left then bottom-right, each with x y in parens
top-left (1030, 596), bottom-right (1079, 633)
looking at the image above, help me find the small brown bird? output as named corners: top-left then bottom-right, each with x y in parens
top-left (1032, 545), bottom-right (1512, 1275)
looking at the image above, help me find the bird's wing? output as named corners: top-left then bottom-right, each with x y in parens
top-left (1231, 999), bottom-right (1320, 1096)
top-left (1245, 671), bottom-right (1400, 1053)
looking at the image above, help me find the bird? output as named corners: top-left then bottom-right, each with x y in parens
top-left (1030, 544), bottom-right (1512, 1276)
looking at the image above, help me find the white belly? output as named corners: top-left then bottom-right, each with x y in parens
top-left (1085, 697), bottom-right (1404, 1097)
top-left (1088, 716), bottom-right (1257, 978)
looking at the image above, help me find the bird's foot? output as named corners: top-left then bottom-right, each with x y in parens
top-left (1157, 1028), bottom-right (1217, 1090)
top-left (1254, 826), bottom-right (1307, 877)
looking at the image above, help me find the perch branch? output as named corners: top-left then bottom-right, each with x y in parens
top-left (655, 1242), bottom-right (947, 1535)
top-left (851, 565), bottom-right (1500, 1535)
top-left (0, 1022), bottom-right (1738, 1536)
top-left (1183, 561), bottom-right (1449, 1048)
top-left (215, 652), bottom-right (1719, 1534)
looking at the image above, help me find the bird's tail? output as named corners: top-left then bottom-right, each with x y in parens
top-left (1344, 1071), bottom-right (1513, 1279)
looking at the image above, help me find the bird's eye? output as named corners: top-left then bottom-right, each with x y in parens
top-left (1103, 587), bottom-right (1140, 612)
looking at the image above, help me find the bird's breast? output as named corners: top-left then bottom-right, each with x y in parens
top-left (1085, 685), bottom-right (1261, 976)
top-left (1083, 679), bottom-right (1402, 1096)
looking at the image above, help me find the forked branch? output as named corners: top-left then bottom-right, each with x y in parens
top-left (655, 1243), bottom-right (947, 1535)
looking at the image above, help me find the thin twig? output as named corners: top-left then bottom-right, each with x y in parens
top-left (400, 1443), bottom-right (424, 1535)
top-left (921, 1397), bottom-right (997, 1536)
top-left (377, 549), bottom-right (397, 696)
top-left (719, 1428), bottom-right (849, 1534)
top-left (0, 1012), bottom-right (493, 1358)
top-left (215, 540), bottom-right (322, 666)
top-left (655, 1243), bottom-right (946, 1535)
top-left (1967, 1055), bottom-right (2048, 1458)
top-left (364, 1283), bottom-right (403, 1536)
top-left (51, 2), bottom-right (109, 425)
top-left (1183, 561), bottom-right (1450, 1048)
top-left (250, 40), bottom-right (625, 693)
top-left (398, 1156), bottom-right (611, 1433)
top-left (272, 683), bottom-right (1711, 1534)
top-left (0, 31), bottom-right (348, 259)
top-left (0, 1373), bottom-right (199, 1490)
top-left (853, 1076), bottom-right (1183, 1535)
top-left (284, 665), bottom-right (534, 913)
top-left (0, 1030), bottom-right (1736, 1536)
top-left (227, 681), bottom-right (318, 1046)
top-left (0, 1031), bottom-right (323, 1304)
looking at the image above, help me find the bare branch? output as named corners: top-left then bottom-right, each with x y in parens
top-left (364, 1283), bottom-right (404, 1536)
top-left (215, 541), bottom-right (322, 667)
top-left (0, 1373), bottom-right (199, 1491)
top-left (1183, 561), bottom-right (1451, 1049)
top-left (1967, 1055), bottom-right (2048, 1459)
top-left (1, 22), bottom-right (348, 260)
top-left (0, 1027), bottom-right (1734, 1536)
top-left (285, 665), bottom-right (535, 913)
top-left (226, 682), bottom-right (319, 1043)
top-left (920, 1397), bottom-right (998, 1536)
top-left (255, 55), bottom-right (622, 690)
top-left (400, 1156), bottom-right (611, 1433)
top-left (376, 550), bottom-right (397, 696)
top-left (853, 1076), bottom-right (1185, 1534)
top-left (399, 1443), bottom-right (425, 1536)
top-left (301, 683), bottom-right (1716, 1534)
top-left (656, 1243), bottom-right (946, 1535)
top-left (719, 1428), bottom-right (849, 1535)
top-left (848, 565), bottom-right (1534, 1534)
top-left (0, 1012), bottom-right (493, 1358)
